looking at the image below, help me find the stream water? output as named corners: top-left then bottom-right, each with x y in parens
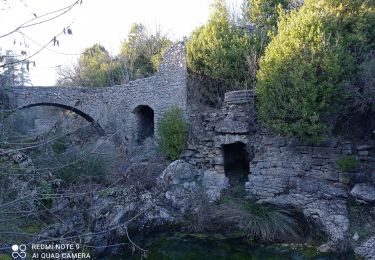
top-left (106, 233), bottom-right (356, 260)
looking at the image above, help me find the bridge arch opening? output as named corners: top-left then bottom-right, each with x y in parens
top-left (19, 102), bottom-right (105, 135)
top-left (133, 105), bottom-right (154, 144)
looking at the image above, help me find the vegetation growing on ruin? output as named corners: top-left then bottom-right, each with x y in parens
top-left (157, 107), bottom-right (188, 160)
top-left (338, 155), bottom-right (360, 172)
top-left (119, 23), bottom-right (172, 80)
top-left (56, 23), bottom-right (171, 87)
top-left (187, 0), bottom-right (252, 87)
top-left (256, 0), bottom-right (375, 142)
top-left (186, 0), bottom-right (374, 142)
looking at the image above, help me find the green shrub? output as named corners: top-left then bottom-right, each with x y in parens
top-left (243, 0), bottom-right (291, 35)
top-left (338, 155), bottom-right (360, 172)
top-left (187, 0), bottom-right (252, 86)
top-left (56, 154), bottom-right (106, 184)
top-left (256, 0), bottom-right (375, 142)
top-left (51, 136), bottom-right (67, 154)
top-left (25, 223), bottom-right (42, 234)
top-left (120, 23), bottom-right (172, 80)
top-left (37, 180), bottom-right (53, 209)
top-left (0, 254), bottom-right (11, 260)
top-left (77, 44), bottom-right (123, 87)
top-left (157, 107), bottom-right (188, 160)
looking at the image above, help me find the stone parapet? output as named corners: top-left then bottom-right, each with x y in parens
top-left (224, 90), bottom-right (254, 104)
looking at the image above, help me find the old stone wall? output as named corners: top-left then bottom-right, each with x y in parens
top-left (6, 42), bottom-right (187, 149)
top-left (246, 136), bottom-right (351, 200)
top-left (184, 89), bottom-right (375, 248)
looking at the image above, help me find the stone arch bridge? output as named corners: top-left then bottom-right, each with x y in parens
top-left (6, 43), bottom-right (187, 147)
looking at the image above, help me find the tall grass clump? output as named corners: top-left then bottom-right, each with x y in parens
top-left (185, 188), bottom-right (304, 242)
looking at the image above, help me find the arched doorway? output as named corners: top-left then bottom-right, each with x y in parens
top-left (222, 142), bottom-right (250, 186)
top-left (133, 105), bottom-right (154, 144)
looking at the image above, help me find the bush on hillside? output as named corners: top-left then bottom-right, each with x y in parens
top-left (157, 107), bottom-right (188, 160)
top-left (244, 0), bottom-right (291, 34)
top-left (187, 0), bottom-right (252, 86)
top-left (256, 0), bottom-right (375, 142)
top-left (56, 153), bottom-right (107, 184)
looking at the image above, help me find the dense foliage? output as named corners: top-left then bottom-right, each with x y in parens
top-left (243, 0), bottom-right (290, 35)
top-left (119, 23), bottom-right (172, 81)
top-left (79, 44), bottom-right (123, 87)
top-left (57, 44), bottom-right (123, 87)
top-left (256, 0), bottom-right (375, 142)
top-left (57, 24), bottom-right (171, 87)
top-left (157, 107), bottom-right (188, 160)
top-left (187, 0), bottom-right (252, 86)
top-left (242, 0), bottom-right (296, 56)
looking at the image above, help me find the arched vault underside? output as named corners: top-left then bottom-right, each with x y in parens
top-left (20, 102), bottom-right (106, 136)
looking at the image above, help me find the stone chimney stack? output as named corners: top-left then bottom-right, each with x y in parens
top-left (217, 90), bottom-right (256, 134)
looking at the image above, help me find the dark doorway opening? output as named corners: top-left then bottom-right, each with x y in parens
top-left (223, 142), bottom-right (250, 186)
top-left (133, 105), bottom-right (154, 144)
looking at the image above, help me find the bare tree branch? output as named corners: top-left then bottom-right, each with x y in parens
top-left (0, 0), bottom-right (80, 39)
